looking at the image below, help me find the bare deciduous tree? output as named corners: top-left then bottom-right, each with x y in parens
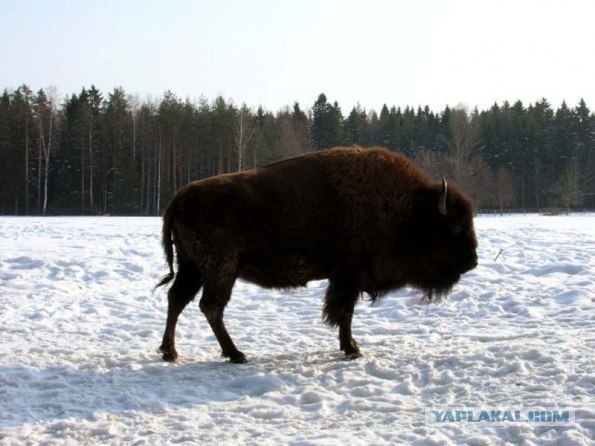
top-left (554, 160), bottom-right (582, 212)
top-left (38, 87), bottom-right (57, 215)
top-left (445, 106), bottom-right (483, 193)
top-left (235, 103), bottom-right (254, 172)
top-left (415, 150), bottom-right (444, 180)
top-left (274, 110), bottom-right (311, 161)
top-left (442, 106), bottom-right (493, 211)
top-left (495, 166), bottom-right (516, 214)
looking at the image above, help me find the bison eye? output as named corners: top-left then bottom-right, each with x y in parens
top-left (451, 225), bottom-right (463, 235)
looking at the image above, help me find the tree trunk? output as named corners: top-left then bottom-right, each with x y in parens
top-left (89, 120), bottom-right (94, 213)
top-left (37, 123), bottom-right (42, 214)
top-left (81, 137), bottom-right (85, 213)
top-left (42, 107), bottom-right (53, 216)
top-left (24, 113), bottom-right (29, 214)
top-left (157, 134), bottom-right (162, 214)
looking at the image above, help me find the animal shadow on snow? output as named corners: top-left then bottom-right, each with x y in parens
top-left (0, 351), bottom-right (352, 427)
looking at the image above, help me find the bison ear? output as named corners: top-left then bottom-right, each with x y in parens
top-left (438, 177), bottom-right (448, 216)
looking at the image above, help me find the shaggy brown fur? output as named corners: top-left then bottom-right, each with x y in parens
top-left (156, 147), bottom-right (478, 363)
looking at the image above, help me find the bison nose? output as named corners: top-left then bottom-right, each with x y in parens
top-left (461, 253), bottom-right (478, 273)
top-left (470, 254), bottom-right (478, 269)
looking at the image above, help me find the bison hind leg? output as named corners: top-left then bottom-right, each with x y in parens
top-left (199, 259), bottom-right (247, 363)
top-left (323, 274), bottom-right (362, 359)
top-left (159, 262), bottom-right (203, 362)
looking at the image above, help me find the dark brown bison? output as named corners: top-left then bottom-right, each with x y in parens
top-left (156, 147), bottom-right (478, 363)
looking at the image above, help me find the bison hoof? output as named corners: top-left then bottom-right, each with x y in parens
top-left (162, 351), bottom-right (178, 362)
top-left (159, 345), bottom-right (178, 362)
top-left (345, 350), bottom-right (363, 360)
top-left (224, 350), bottom-right (248, 364)
top-left (341, 339), bottom-right (361, 359)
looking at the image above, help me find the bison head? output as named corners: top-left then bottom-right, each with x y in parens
top-left (407, 179), bottom-right (478, 299)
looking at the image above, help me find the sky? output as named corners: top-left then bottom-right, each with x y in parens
top-left (1, 0), bottom-right (595, 113)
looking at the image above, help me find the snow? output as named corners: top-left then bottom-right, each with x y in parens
top-left (0, 215), bottom-right (594, 445)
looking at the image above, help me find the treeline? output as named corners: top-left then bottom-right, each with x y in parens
top-left (1, 85), bottom-right (594, 215)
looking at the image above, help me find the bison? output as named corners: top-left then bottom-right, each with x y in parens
top-left (156, 147), bottom-right (478, 363)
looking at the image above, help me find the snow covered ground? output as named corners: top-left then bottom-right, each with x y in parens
top-left (0, 214), bottom-right (593, 445)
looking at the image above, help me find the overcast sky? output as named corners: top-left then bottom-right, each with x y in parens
top-left (2, 0), bottom-right (594, 113)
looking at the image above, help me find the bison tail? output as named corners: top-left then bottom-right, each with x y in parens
top-left (155, 200), bottom-right (176, 289)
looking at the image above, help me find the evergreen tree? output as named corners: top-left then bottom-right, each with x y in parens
top-left (574, 99), bottom-right (595, 207)
top-left (0, 90), bottom-right (15, 213)
top-left (344, 105), bottom-right (367, 146)
top-left (377, 104), bottom-right (392, 148)
top-left (135, 100), bottom-right (157, 214)
top-left (87, 85), bottom-right (103, 213)
top-left (252, 106), bottom-right (276, 165)
top-left (194, 96), bottom-right (216, 177)
top-left (101, 87), bottom-right (135, 213)
top-left (7, 86), bottom-right (34, 214)
top-left (526, 99), bottom-right (554, 209)
top-left (311, 93), bottom-right (343, 150)
top-left (398, 106), bottom-right (418, 157)
top-left (52, 93), bottom-right (82, 212)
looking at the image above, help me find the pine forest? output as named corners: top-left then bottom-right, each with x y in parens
top-left (1, 86), bottom-right (594, 215)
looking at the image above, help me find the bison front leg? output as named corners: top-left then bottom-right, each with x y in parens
top-left (338, 312), bottom-right (361, 359)
top-left (323, 274), bottom-right (362, 359)
top-left (199, 264), bottom-right (247, 364)
top-left (160, 263), bottom-right (202, 361)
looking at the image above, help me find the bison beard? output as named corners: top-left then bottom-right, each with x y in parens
top-left (156, 147), bottom-right (478, 363)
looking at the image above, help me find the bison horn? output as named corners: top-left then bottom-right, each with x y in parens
top-left (439, 177), bottom-right (448, 216)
